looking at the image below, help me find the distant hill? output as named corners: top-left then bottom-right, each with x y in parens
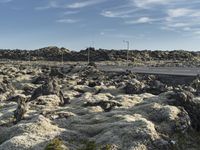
top-left (0, 46), bottom-right (199, 62)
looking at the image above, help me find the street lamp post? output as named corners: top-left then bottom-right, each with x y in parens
top-left (123, 40), bottom-right (130, 66)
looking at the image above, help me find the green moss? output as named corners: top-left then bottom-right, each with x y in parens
top-left (172, 130), bottom-right (200, 150)
top-left (44, 138), bottom-right (64, 150)
top-left (79, 140), bottom-right (114, 150)
top-left (79, 141), bottom-right (97, 150)
top-left (101, 144), bottom-right (113, 150)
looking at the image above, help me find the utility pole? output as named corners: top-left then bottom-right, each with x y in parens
top-left (37, 50), bottom-right (39, 61)
top-left (91, 41), bottom-right (95, 49)
top-left (87, 41), bottom-right (95, 64)
top-left (123, 40), bottom-right (130, 66)
top-left (62, 51), bottom-right (64, 67)
top-left (28, 51), bottom-right (32, 69)
top-left (29, 51), bottom-right (31, 65)
top-left (87, 47), bottom-right (90, 64)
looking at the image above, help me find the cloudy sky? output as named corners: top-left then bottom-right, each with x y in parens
top-left (0, 0), bottom-right (200, 50)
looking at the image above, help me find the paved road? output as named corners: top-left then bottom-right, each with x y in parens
top-left (1, 60), bottom-right (200, 77)
top-left (97, 66), bottom-right (200, 76)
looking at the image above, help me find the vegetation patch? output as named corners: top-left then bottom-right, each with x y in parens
top-left (172, 130), bottom-right (200, 150)
top-left (79, 140), bottom-right (114, 150)
top-left (44, 138), bottom-right (65, 150)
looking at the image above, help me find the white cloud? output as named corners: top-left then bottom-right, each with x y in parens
top-left (63, 11), bottom-right (79, 15)
top-left (167, 8), bottom-right (192, 18)
top-left (131, 0), bottom-right (172, 8)
top-left (35, 0), bottom-right (200, 38)
top-left (193, 31), bottom-right (200, 35)
top-left (35, 1), bottom-right (59, 10)
top-left (101, 9), bottom-right (136, 18)
top-left (100, 0), bottom-right (200, 38)
top-left (67, 0), bottom-right (105, 9)
top-left (182, 27), bottom-right (191, 31)
top-left (56, 18), bottom-right (79, 23)
top-left (0, 0), bottom-right (12, 3)
top-left (126, 17), bottom-right (154, 24)
top-left (36, 0), bottom-right (106, 10)
top-left (100, 32), bottom-right (105, 35)
top-left (165, 8), bottom-right (200, 31)
top-left (168, 22), bottom-right (189, 27)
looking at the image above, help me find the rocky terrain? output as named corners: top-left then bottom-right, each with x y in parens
top-left (0, 62), bottom-right (200, 150)
top-left (0, 46), bottom-right (200, 67)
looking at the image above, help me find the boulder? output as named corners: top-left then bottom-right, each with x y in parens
top-left (32, 75), bottom-right (49, 84)
top-left (49, 68), bottom-right (65, 78)
top-left (13, 95), bottom-right (28, 123)
top-left (88, 61), bottom-right (97, 68)
top-left (22, 84), bottom-right (35, 95)
top-left (83, 100), bottom-right (122, 112)
top-left (124, 80), bottom-right (144, 94)
top-left (145, 80), bottom-right (168, 95)
top-left (190, 77), bottom-right (200, 95)
top-left (30, 78), bottom-right (68, 105)
top-left (88, 80), bottom-right (100, 87)
top-left (34, 95), bottom-right (61, 106)
top-left (169, 90), bottom-right (200, 131)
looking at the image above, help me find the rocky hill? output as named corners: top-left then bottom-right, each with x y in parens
top-left (0, 47), bottom-right (199, 63)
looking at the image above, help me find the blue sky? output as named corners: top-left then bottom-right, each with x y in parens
top-left (0, 0), bottom-right (200, 51)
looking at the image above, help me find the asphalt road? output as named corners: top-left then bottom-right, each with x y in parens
top-left (97, 66), bottom-right (200, 76)
top-left (1, 60), bottom-right (200, 77)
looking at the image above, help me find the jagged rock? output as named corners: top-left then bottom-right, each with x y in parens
top-left (153, 139), bottom-right (172, 150)
top-left (145, 80), bottom-right (168, 95)
top-left (0, 80), bottom-right (14, 102)
top-left (100, 144), bottom-right (119, 150)
top-left (80, 65), bottom-right (104, 80)
top-left (170, 90), bottom-right (194, 106)
top-left (22, 84), bottom-right (35, 95)
top-left (7, 94), bottom-right (26, 102)
top-left (34, 95), bottom-right (62, 106)
top-left (182, 86), bottom-right (196, 93)
top-left (13, 95), bottom-right (27, 123)
top-left (0, 83), bottom-right (7, 94)
top-left (49, 68), bottom-right (65, 78)
top-left (88, 61), bottom-right (97, 68)
top-left (32, 75), bottom-right (49, 84)
top-left (88, 80), bottom-right (100, 87)
top-left (124, 80), bottom-right (144, 94)
top-left (30, 78), bottom-right (68, 105)
top-left (191, 78), bottom-right (200, 89)
top-left (77, 78), bottom-right (86, 85)
top-left (191, 77), bottom-right (200, 95)
top-left (0, 48), bottom-right (198, 63)
top-left (0, 80), bottom-right (14, 95)
top-left (2, 63), bottom-right (200, 149)
top-left (174, 108), bottom-right (191, 133)
top-left (168, 90), bottom-right (200, 131)
top-left (0, 115), bottom-right (64, 150)
top-left (2, 76), bottom-right (10, 84)
top-left (83, 100), bottom-right (122, 112)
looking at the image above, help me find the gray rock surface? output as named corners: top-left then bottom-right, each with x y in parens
top-left (0, 64), bottom-right (200, 150)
